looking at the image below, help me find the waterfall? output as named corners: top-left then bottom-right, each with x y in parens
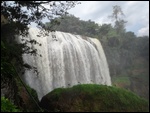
top-left (19, 28), bottom-right (111, 100)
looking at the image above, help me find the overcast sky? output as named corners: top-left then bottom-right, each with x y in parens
top-left (67, 1), bottom-right (149, 37)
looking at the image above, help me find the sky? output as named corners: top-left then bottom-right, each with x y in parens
top-left (67, 1), bottom-right (149, 37)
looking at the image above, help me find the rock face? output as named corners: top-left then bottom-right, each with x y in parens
top-left (1, 79), bottom-right (39, 111)
top-left (1, 79), bottom-right (17, 103)
top-left (39, 84), bottom-right (148, 112)
top-left (18, 87), bottom-right (39, 111)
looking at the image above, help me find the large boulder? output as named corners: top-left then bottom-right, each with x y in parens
top-left (40, 84), bottom-right (148, 112)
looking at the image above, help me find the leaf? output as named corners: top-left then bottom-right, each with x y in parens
top-left (1, 41), bottom-right (6, 49)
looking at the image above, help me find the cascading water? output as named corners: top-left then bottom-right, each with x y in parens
top-left (19, 28), bottom-right (111, 100)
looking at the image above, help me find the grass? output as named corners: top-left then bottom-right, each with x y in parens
top-left (40, 84), bottom-right (149, 112)
top-left (112, 76), bottom-right (130, 89)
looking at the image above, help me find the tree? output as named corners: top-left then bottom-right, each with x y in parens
top-left (45, 15), bottom-right (100, 37)
top-left (99, 24), bottom-right (112, 37)
top-left (109, 5), bottom-right (124, 21)
top-left (114, 19), bottom-right (127, 34)
top-left (108, 5), bottom-right (127, 34)
top-left (1, 1), bottom-right (79, 34)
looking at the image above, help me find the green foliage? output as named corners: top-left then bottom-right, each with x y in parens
top-left (1, 1), bottom-right (79, 30)
top-left (45, 14), bottom-right (100, 37)
top-left (26, 85), bottom-right (39, 103)
top-left (108, 5), bottom-right (125, 21)
top-left (108, 5), bottom-right (127, 35)
top-left (40, 84), bottom-right (148, 112)
top-left (1, 97), bottom-right (21, 112)
top-left (112, 76), bottom-right (130, 89)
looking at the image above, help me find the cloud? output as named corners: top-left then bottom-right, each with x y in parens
top-left (94, 17), bottom-right (111, 26)
top-left (137, 25), bottom-right (149, 36)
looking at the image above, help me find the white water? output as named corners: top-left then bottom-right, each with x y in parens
top-left (19, 28), bottom-right (111, 100)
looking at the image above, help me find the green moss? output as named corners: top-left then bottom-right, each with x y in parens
top-left (40, 84), bottom-right (149, 112)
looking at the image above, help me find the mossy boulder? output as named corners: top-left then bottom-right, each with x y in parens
top-left (40, 84), bottom-right (148, 112)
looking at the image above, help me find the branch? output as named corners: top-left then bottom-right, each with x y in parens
top-left (25, 1), bottom-right (51, 5)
